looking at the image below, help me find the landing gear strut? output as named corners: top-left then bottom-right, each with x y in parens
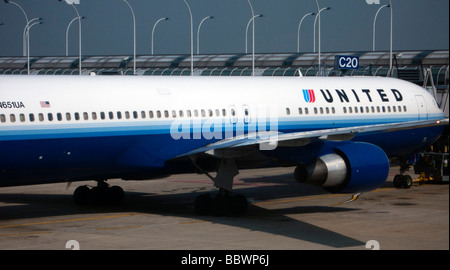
top-left (73, 180), bottom-right (125, 206)
top-left (191, 157), bottom-right (249, 216)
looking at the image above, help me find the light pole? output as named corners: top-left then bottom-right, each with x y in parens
top-left (4, 0), bottom-right (32, 74)
top-left (22, 18), bottom-right (41, 56)
top-left (59, 0), bottom-right (83, 75)
top-left (182, 0), bottom-right (194, 76)
top-left (120, 0), bottom-right (136, 75)
top-left (245, 14), bottom-right (261, 54)
top-left (372, 4), bottom-right (389, 51)
top-left (313, 4), bottom-right (329, 76)
top-left (151, 17), bottom-right (168, 55)
top-left (66, 16), bottom-right (85, 57)
top-left (245, 0), bottom-right (256, 76)
top-left (388, 0), bottom-right (393, 77)
top-left (297, 12), bottom-right (315, 53)
top-left (197, 16), bottom-right (213, 55)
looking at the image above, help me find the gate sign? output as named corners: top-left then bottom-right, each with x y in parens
top-left (336, 55), bottom-right (359, 70)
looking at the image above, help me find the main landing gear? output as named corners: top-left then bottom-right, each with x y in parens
top-left (393, 161), bottom-right (413, 189)
top-left (73, 180), bottom-right (125, 206)
top-left (191, 157), bottom-right (249, 216)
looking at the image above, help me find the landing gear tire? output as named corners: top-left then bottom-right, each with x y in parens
top-left (73, 184), bottom-right (125, 206)
top-left (194, 192), bottom-right (248, 216)
top-left (73, 185), bottom-right (91, 206)
top-left (393, 174), bottom-right (412, 189)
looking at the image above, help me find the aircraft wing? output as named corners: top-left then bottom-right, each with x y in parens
top-left (178, 118), bottom-right (449, 157)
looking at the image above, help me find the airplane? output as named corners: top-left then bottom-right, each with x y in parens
top-left (0, 75), bottom-right (447, 215)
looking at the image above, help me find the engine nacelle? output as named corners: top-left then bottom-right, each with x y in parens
top-left (294, 142), bottom-right (389, 193)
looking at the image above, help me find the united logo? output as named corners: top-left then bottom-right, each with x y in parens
top-left (302, 89), bottom-right (315, 103)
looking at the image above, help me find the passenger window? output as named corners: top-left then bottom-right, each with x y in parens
top-left (149, 111), bottom-right (154, 118)
top-left (133, 111), bottom-right (138, 119)
top-left (29, 113), bottom-right (35, 122)
top-left (215, 109), bottom-right (220, 117)
top-left (164, 110), bottom-right (169, 118)
top-left (125, 111), bottom-right (130, 119)
top-left (286, 108), bottom-right (290, 115)
top-left (222, 109), bottom-right (226, 117)
top-left (57, 113), bottom-right (62, 121)
top-left (48, 113), bottom-right (53, 121)
top-left (100, 112), bottom-right (106, 120)
top-left (75, 112), bottom-right (80, 120)
top-left (201, 110), bottom-right (206, 117)
top-left (20, 114), bottom-right (25, 122)
top-left (194, 110), bottom-right (199, 117)
top-left (117, 111), bottom-right (122, 120)
top-left (92, 112), bottom-right (97, 120)
top-left (10, 114), bottom-right (16, 123)
top-left (403, 106), bottom-right (407, 112)
top-left (83, 112), bottom-right (89, 120)
top-left (172, 110), bottom-right (177, 118)
top-left (156, 111), bottom-right (161, 118)
top-left (179, 110), bottom-right (184, 117)
top-left (141, 111), bottom-right (146, 119)
top-left (208, 109), bottom-right (213, 117)
top-left (298, 108), bottom-right (303, 115)
top-left (108, 112), bottom-right (114, 120)
top-left (39, 113), bottom-right (44, 122)
top-left (0, 114), bottom-right (6, 123)
top-left (66, 113), bottom-right (71, 121)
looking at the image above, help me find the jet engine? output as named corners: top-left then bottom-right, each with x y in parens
top-left (294, 142), bottom-right (389, 193)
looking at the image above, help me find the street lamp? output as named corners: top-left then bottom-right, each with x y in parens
top-left (245, 14), bottom-right (261, 54)
top-left (197, 16), bottom-right (213, 55)
top-left (313, 3), bottom-right (330, 76)
top-left (120, 0), bottom-right (136, 75)
top-left (388, 0), bottom-right (393, 77)
top-left (246, 0), bottom-right (255, 76)
top-left (372, 4), bottom-right (389, 51)
top-left (151, 17), bottom-right (168, 55)
top-left (313, 7), bottom-right (329, 53)
top-left (66, 16), bottom-right (85, 57)
top-left (22, 18), bottom-right (42, 56)
top-left (59, 0), bottom-right (83, 75)
top-left (4, 0), bottom-right (35, 75)
top-left (297, 12), bottom-right (315, 53)
top-left (182, 0), bottom-right (194, 76)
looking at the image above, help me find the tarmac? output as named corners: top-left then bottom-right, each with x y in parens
top-left (0, 166), bottom-right (448, 250)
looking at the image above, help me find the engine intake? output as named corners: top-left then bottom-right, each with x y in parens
top-left (294, 142), bottom-right (389, 193)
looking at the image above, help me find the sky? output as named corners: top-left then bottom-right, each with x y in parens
top-left (0, 0), bottom-right (448, 57)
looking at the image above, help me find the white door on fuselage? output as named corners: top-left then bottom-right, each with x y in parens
top-left (415, 95), bottom-right (428, 120)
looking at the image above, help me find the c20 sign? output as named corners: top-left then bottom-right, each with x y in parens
top-left (336, 55), bottom-right (359, 70)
